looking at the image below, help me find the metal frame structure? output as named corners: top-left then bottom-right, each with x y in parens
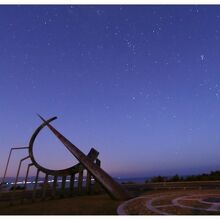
top-left (2, 116), bottom-right (130, 204)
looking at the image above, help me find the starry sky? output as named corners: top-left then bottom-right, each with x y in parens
top-left (1, 5), bottom-right (220, 179)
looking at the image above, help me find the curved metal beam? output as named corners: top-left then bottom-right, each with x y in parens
top-left (28, 117), bottom-right (99, 176)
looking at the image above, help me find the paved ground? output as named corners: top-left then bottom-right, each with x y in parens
top-left (2, 185), bottom-right (220, 215)
top-left (117, 189), bottom-right (220, 215)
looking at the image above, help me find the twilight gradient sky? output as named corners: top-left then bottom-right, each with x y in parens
top-left (1, 5), bottom-right (220, 178)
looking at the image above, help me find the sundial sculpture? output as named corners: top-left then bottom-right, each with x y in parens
top-left (2, 115), bottom-right (130, 202)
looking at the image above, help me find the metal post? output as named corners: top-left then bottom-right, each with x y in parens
top-left (70, 173), bottom-right (75, 195)
top-left (22, 163), bottom-right (33, 203)
top-left (42, 173), bottom-right (48, 200)
top-left (61, 175), bottom-right (66, 197)
top-left (78, 167), bottom-right (83, 194)
top-left (52, 175), bottom-right (57, 198)
top-left (24, 163), bottom-right (33, 190)
top-left (86, 170), bottom-right (91, 194)
top-left (32, 169), bottom-right (40, 201)
top-left (13, 156), bottom-right (30, 192)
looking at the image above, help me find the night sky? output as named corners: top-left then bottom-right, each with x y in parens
top-left (1, 5), bottom-right (220, 179)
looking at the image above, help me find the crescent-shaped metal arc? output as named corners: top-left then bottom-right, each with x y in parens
top-left (28, 116), bottom-right (99, 176)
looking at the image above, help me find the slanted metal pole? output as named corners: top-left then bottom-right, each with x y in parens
top-left (38, 115), bottom-right (130, 200)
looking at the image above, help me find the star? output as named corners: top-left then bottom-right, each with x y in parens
top-left (200, 54), bottom-right (205, 61)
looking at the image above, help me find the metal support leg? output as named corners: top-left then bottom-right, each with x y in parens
top-left (61, 175), bottom-right (66, 197)
top-left (52, 176), bottom-right (57, 198)
top-left (24, 163), bottom-right (34, 190)
top-left (86, 170), bottom-right (91, 194)
top-left (70, 174), bottom-right (75, 195)
top-left (42, 173), bottom-right (48, 200)
top-left (13, 156), bottom-right (30, 192)
top-left (32, 169), bottom-right (40, 201)
top-left (78, 167), bottom-right (84, 194)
